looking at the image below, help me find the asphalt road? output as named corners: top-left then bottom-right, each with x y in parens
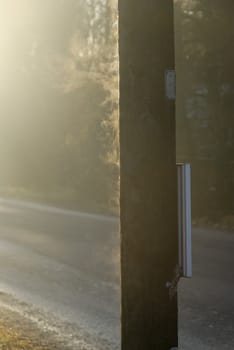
top-left (179, 227), bottom-right (234, 350)
top-left (0, 198), bottom-right (233, 349)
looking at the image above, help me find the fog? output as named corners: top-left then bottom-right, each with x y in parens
top-left (175, 2), bottom-right (234, 349)
top-left (175, 0), bottom-right (234, 228)
top-left (0, 0), bottom-right (119, 216)
top-left (0, 1), bottom-right (233, 349)
top-left (0, 1), bottom-right (120, 348)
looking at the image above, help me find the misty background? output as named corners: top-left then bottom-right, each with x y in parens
top-left (0, 1), bottom-right (233, 349)
top-left (0, 0), bottom-right (119, 215)
top-left (175, 0), bottom-right (234, 227)
top-left (0, 0), bottom-right (233, 225)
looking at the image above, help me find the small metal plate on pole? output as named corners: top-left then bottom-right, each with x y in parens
top-left (165, 69), bottom-right (176, 100)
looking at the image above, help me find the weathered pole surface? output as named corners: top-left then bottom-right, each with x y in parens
top-left (119, 1), bottom-right (178, 349)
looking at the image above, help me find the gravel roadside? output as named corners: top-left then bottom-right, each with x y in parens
top-left (0, 292), bottom-right (117, 350)
top-left (0, 306), bottom-right (69, 350)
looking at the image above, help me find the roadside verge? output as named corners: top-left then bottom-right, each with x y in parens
top-left (0, 306), bottom-right (68, 350)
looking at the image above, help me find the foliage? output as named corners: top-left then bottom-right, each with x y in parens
top-left (0, 0), bottom-right (119, 214)
top-left (175, 0), bottom-right (234, 218)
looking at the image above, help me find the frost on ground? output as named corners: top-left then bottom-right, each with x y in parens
top-left (0, 292), bottom-right (118, 350)
top-left (0, 306), bottom-right (68, 350)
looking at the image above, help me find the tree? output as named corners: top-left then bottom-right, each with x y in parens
top-left (175, 0), bottom-right (234, 218)
top-left (0, 0), bottom-right (119, 214)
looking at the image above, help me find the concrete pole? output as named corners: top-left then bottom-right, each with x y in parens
top-left (119, 1), bottom-right (178, 349)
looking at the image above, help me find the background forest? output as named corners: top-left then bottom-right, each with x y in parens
top-left (0, 0), bottom-right (234, 225)
top-left (0, 0), bottom-right (119, 214)
top-left (175, 0), bottom-right (234, 225)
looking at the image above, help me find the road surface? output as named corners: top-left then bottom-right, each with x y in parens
top-left (179, 227), bottom-right (234, 350)
top-left (0, 198), bottom-right (233, 349)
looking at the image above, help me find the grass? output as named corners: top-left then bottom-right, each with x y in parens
top-left (0, 325), bottom-right (43, 349)
top-left (0, 307), bottom-right (67, 350)
top-left (0, 324), bottom-right (53, 349)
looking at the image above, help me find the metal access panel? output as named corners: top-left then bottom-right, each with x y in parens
top-left (177, 163), bottom-right (192, 278)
